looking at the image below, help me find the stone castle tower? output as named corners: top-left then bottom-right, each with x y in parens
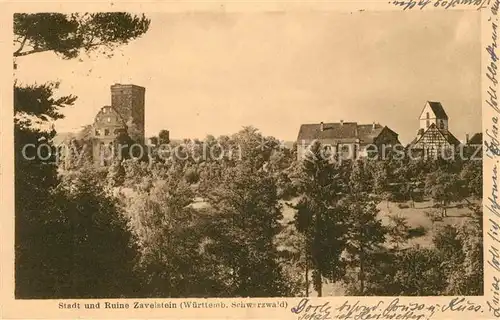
top-left (110, 83), bottom-right (146, 142)
top-left (92, 84), bottom-right (146, 165)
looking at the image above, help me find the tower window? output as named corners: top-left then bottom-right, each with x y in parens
top-left (426, 112), bottom-right (430, 119)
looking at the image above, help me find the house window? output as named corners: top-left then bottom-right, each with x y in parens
top-left (95, 129), bottom-right (100, 136)
top-left (107, 117), bottom-right (111, 123)
top-left (426, 119), bottom-right (430, 128)
top-left (341, 145), bottom-right (350, 152)
top-left (439, 120), bottom-right (444, 129)
top-left (104, 129), bottom-right (110, 136)
top-left (426, 112), bottom-right (429, 119)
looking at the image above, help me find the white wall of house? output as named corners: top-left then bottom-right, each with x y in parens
top-left (296, 141), bottom-right (362, 162)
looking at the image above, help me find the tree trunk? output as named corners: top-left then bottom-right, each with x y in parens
top-left (305, 244), bottom-right (309, 297)
top-left (314, 272), bottom-right (323, 297)
top-left (72, 211), bottom-right (78, 297)
top-left (313, 207), bottom-right (323, 297)
top-left (359, 248), bottom-right (365, 295)
top-left (305, 263), bottom-right (309, 297)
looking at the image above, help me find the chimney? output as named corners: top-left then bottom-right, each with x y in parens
top-left (340, 120), bottom-right (344, 126)
top-left (320, 122), bottom-right (324, 132)
top-left (372, 122), bottom-right (376, 130)
top-left (466, 134), bottom-right (470, 144)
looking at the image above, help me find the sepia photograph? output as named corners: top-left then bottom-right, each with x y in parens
top-left (12, 9), bottom-right (483, 301)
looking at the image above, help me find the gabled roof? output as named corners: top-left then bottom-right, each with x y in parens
top-left (357, 124), bottom-right (384, 144)
top-left (420, 101), bottom-right (449, 120)
top-left (297, 122), bottom-right (358, 143)
top-left (438, 128), bottom-right (460, 146)
top-left (297, 122), bottom-right (397, 145)
top-left (467, 132), bottom-right (482, 145)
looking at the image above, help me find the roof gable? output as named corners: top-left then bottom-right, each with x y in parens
top-left (357, 123), bottom-right (384, 145)
top-left (468, 132), bottom-right (482, 145)
top-left (410, 123), bottom-right (460, 146)
top-left (297, 122), bottom-right (358, 143)
top-left (419, 101), bottom-right (448, 120)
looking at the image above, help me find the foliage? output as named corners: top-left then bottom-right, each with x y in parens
top-left (14, 83), bottom-right (73, 297)
top-left (14, 11), bottom-right (152, 298)
top-left (433, 206), bottom-right (483, 295)
top-left (125, 177), bottom-right (228, 297)
top-left (58, 167), bottom-right (141, 298)
top-left (205, 164), bottom-right (292, 297)
top-left (184, 167), bottom-right (200, 184)
top-left (406, 225), bottom-right (427, 239)
top-left (342, 161), bottom-right (387, 295)
top-left (231, 126), bottom-right (276, 171)
top-left (425, 170), bottom-right (462, 216)
top-left (459, 160), bottom-right (482, 199)
top-left (274, 225), bottom-right (308, 297)
top-left (106, 160), bottom-right (126, 188)
top-left (122, 158), bottom-right (151, 189)
top-left (391, 248), bottom-right (447, 296)
top-left (158, 129), bottom-right (170, 145)
top-left (386, 214), bottom-right (410, 249)
top-left (293, 141), bottom-right (349, 296)
top-left (15, 82), bottom-right (77, 121)
top-left (425, 209), bottom-right (444, 224)
top-left (343, 248), bottom-right (396, 296)
top-left (372, 161), bottom-right (391, 204)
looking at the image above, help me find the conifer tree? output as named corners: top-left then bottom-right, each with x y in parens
top-left (293, 141), bottom-right (348, 296)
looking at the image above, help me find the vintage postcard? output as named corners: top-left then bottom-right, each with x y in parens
top-left (1, 0), bottom-right (498, 319)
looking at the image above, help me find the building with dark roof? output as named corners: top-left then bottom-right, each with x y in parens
top-left (408, 101), bottom-right (460, 158)
top-left (467, 132), bottom-right (482, 146)
top-left (419, 101), bottom-right (448, 131)
top-left (296, 120), bottom-right (400, 160)
top-left (463, 132), bottom-right (482, 159)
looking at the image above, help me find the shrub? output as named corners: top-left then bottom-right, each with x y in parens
top-left (407, 225), bottom-right (427, 239)
top-left (397, 203), bottom-right (410, 209)
top-left (425, 210), bottom-right (443, 223)
top-left (184, 168), bottom-right (200, 184)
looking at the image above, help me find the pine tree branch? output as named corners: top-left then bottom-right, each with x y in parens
top-left (14, 47), bottom-right (48, 57)
top-left (13, 33), bottom-right (29, 55)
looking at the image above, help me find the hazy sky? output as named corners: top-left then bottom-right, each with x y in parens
top-left (14, 10), bottom-right (481, 144)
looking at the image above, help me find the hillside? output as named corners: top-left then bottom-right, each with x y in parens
top-left (279, 197), bottom-right (478, 297)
